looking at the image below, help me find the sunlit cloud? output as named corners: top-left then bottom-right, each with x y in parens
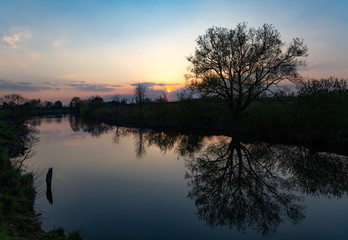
top-left (2, 34), bottom-right (21, 48)
top-left (129, 82), bottom-right (185, 100)
top-left (1, 27), bottom-right (32, 48)
top-left (130, 82), bottom-right (183, 94)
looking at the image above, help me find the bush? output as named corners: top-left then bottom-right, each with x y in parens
top-left (80, 96), bottom-right (104, 117)
top-left (297, 77), bottom-right (347, 97)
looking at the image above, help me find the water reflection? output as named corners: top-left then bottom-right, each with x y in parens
top-left (278, 146), bottom-right (348, 198)
top-left (68, 115), bottom-right (113, 137)
top-left (63, 119), bottom-right (348, 234)
top-left (29, 115), bottom-right (64, 127)
top-left (42, 117), bottom-right (348, 235)
top-left (28, 117), bottom-right (348, 238)
top-left (108, 128), bottom-right (348, 235)
top-left (187, 137), bottom-right (348, 234)
top-left (185, 137), bottom-right (305, 235)
top-left (111, 127), bottom-right (206, 158)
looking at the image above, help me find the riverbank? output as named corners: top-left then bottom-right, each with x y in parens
top-left (74, 94), bottom-right (348, 153)
top-left (0, 117), bottom-right (82, 239)
top-left (0, 119), bottom-right (41, 239)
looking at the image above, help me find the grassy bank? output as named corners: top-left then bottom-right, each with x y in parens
top-left (0, 119), bottom-right (40, 239)
top-left (0, 118), bottom-right (82, 239)
top-left (243, 92), bottom-right (348, 148)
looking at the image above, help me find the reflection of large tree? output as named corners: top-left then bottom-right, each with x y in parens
top-left (109, 128), bottom-right (348, 234)
top-left (185, 137), bottom-right (305, 235)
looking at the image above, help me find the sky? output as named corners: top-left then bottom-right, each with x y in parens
top-left (1, 0), bottom-right (348, 104)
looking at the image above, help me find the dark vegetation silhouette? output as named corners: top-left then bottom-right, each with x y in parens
top-left (69, 97), bottom-right (83, 112)
top-left (0, 117), bottom-right (42, 239)
top-left (186, 23), bottom-right (308, 115)
top-left (134, 83), bottom-right (148, 105)
top-left (243, 77), bottom-right (348, 147)
top-left (79, 96), bottom-right (104, 118)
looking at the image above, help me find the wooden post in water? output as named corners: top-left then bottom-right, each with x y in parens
top-left (46, 168), bottom-right (53, 204)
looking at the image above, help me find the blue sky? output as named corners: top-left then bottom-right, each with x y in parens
top-left (1, 0), bottom-right (348, 102)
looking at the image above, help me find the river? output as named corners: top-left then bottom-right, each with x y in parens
top-left (25, 116), bottom-right (348, 240)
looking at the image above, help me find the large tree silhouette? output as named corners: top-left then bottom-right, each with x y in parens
top-left (186, 23), bottom-right (308, 114)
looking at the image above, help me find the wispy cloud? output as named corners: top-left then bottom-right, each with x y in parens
top-left (1, 27), bottom-right (32, 48)
top-left (130, 82), bottom-right (181, 88)
top-left (67, 82), bottom-right (122, 92)
top-left (58, 74), bottom-right (102, 81)
top-left (0, 79), bottom-right (58, 91)
top-left (0, 58), bottom-right (10, 68)
top-left (52, 38), bottom-right (67, 48)
top-left (0, 56), bottom-right (29, 70)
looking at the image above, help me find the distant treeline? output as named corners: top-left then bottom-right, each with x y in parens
top-left (1, 76), bottom-right (347, 110)
top-left (1, 77), bottom-right (347, 149)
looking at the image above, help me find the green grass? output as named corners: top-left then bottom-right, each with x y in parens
top-left (242, 95), bottom-right (348, 147)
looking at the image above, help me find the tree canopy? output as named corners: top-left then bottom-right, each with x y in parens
top-left (134, 83), bottom-right (148, 105)
top-left (0, 94), bottom-right (28, 107)
top-left (186, 22), bottom-right (308, 114)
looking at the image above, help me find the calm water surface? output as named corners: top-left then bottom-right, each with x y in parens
top-left (26, 116), bottom-right (348, 240)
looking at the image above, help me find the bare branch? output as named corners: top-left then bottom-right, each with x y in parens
top-left (186, 23), bottom-right (307, 114)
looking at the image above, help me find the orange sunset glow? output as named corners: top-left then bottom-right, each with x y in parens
top-left (1, 0), bottom-right (348, 104)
